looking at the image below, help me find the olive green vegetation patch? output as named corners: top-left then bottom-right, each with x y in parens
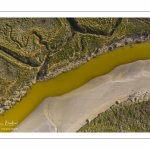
top-left (0, 50), bottom-right (38, 103)
top-left (0, 18), bottom-right (72, 67)
top-left (47, 33), bottom-right (82, 72)
top-left (112, 18), bottom-right (150, 39)
top-left (77, 100), bottom-right (150, 132)
top-left (46, 32), bottom-right (108, 73)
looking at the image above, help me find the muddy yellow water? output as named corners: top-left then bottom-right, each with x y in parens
top-left (1, 42), bottom-right (150, 132)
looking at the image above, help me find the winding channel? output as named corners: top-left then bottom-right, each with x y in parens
top-left (1, 42), bottom-right (150, 132)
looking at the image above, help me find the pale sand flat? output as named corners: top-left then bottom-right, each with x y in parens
top-left (13, 59), bottom-right (150, 132)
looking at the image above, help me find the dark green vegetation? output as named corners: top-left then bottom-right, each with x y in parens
top-left (78, 100), bottom-right (150, 132)
top-left (1, 18), bottom-right (150, 111)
